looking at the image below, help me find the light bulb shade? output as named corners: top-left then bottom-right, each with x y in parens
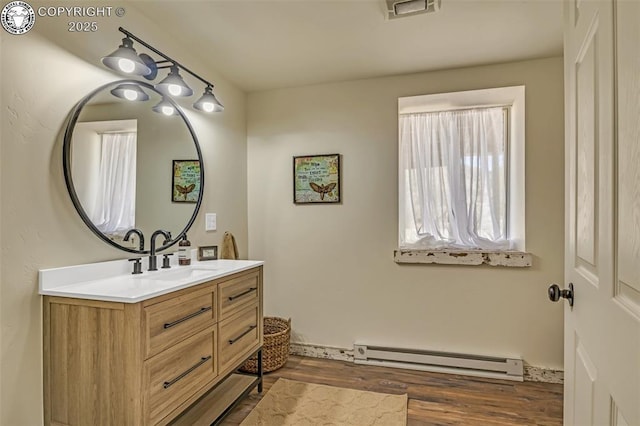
top-left (193, 87), bottom-right (224, 113)
top-left (110, 83), bottom-right (150, 101)
top-left (101, 37), bottom-right (152, 76)
top-left (155, 66), bottom-right (193, 97)
top-left (152, 98), bottom-right (179, 116)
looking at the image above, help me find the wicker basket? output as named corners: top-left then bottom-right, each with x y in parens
top-left (241, 316), bottom-right (291, 373)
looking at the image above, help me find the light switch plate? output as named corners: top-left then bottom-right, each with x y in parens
top-left (205, 213), bottom-right (216, 231)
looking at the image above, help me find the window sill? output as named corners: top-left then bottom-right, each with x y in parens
top-left (394, 249), bottom-right (532, 267)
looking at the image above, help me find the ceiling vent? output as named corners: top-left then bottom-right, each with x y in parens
top-left (384, 0), bottom-right (441, 20)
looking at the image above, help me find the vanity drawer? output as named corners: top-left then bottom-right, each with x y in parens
top-left (218, 303), bottom-right (260, 373)
top-left (144, 326), bottom-right (217, 425)
top-left (218, 270), bottom-right (259, 320)
top-left (144, 285), bottom-right (216, 359)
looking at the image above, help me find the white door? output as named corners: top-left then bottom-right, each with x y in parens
top-left (561, 0), bottom-right (640, 425)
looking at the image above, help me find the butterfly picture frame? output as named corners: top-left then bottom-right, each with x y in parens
top-left (172, 160), bottom-right (201, 203)
top-left (293, 154), bottom-right (341, 204)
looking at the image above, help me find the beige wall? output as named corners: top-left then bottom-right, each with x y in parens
top-left (0, 10), bottom-right (247, 425)
top-left (247, 57), bottom-right (565, 369)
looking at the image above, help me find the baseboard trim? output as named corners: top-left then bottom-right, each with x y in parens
top-left (289, 342), bottom-right (563, 384)
top-left (523, 364), bottom-right (564, 384)
top-left (289, 342), bottom-right (354, 362)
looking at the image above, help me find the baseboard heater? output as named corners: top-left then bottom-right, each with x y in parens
top-left (353, 344), bottom-right (524, 382)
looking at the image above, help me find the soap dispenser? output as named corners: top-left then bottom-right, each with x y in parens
top-left (178, 234), bottom-right (191, 265)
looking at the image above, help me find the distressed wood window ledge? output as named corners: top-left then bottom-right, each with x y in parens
top-left (394, 249), bottom-right (532, 267)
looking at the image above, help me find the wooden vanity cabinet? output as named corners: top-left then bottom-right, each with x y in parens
top-left (43, 266), bottom-right (263, 426)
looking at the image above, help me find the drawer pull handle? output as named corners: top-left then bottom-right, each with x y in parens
top-left (163, 355), bottom-right (212, 389)
top-left (163, 306), bottom-right (212, 329)
top-left (228, 325), bottom-right (257, 345)
top-left (228, 287), bottom-right (257, 301)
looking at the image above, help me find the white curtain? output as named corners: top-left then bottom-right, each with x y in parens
top-left (91, 132), bottom-right (137, 235)
top-left (399, 107), bottom-right (510, 250)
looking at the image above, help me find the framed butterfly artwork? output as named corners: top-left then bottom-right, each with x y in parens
top-left (293, 154), bottom-right (341, 204)
top-left (172, 160), bottom-right (201, 203)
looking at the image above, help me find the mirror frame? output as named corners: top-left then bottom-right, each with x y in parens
top-left (62, 79), bottom-right (204, 254)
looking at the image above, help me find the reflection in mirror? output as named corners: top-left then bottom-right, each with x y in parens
top-left (64, 80), bottom-right (203, 254)
top-left (72, 119), bottom-right (138, 236)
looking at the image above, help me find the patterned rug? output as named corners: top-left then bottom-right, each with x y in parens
top-left (239, 378), bottom-right (407, 425)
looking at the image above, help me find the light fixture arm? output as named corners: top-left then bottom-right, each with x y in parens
top-left (118, 27), bottom-right (214, 89)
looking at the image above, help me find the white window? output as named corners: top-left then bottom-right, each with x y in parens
top-left (398, 86), bottom-right (525, 251)
top-left (91, 131), bottom-right (138, 236)
top-left (71, 120), bottom-right (138, 237)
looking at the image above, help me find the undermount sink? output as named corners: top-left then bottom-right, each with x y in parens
top-left (148, 267), bottom-right (218, 282)
top-left (40, 258), bottom-right (264, 303)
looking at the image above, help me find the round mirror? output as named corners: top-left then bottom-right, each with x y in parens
top-left (63, 79), bottom-right (204, 254)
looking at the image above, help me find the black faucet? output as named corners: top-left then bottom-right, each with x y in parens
top-left (149, 230), bottom-right (172, 271)
top-left (128, 257), bottom-right (143, 274)
top-left (123, 228), bottom-right (145, 251)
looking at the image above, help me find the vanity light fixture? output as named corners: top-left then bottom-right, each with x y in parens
top-left (110, 83), bottom-right (150, 101)
top-left (193, 85), bottom-right (224, 112)
top-left (102, 27), bottom-right (223, 113)
top-left (155, 65), bottom-right (193, 97)
top-left (101, 37), bottom-right (153, 76)
top-left (152, 97), bottom-right (178, 116)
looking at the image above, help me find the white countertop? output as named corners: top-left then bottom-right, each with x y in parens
top-left (39, 254), bottom-right (264, 303)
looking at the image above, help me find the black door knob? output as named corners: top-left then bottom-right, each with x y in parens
top-left (548, 283), bottom-right (574, 307)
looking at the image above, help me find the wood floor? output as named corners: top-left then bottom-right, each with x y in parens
top-left (221, 356), bottom-right (563, 425)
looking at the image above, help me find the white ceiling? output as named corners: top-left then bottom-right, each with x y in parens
top-left (135, 0), bottom-right (563, 92)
